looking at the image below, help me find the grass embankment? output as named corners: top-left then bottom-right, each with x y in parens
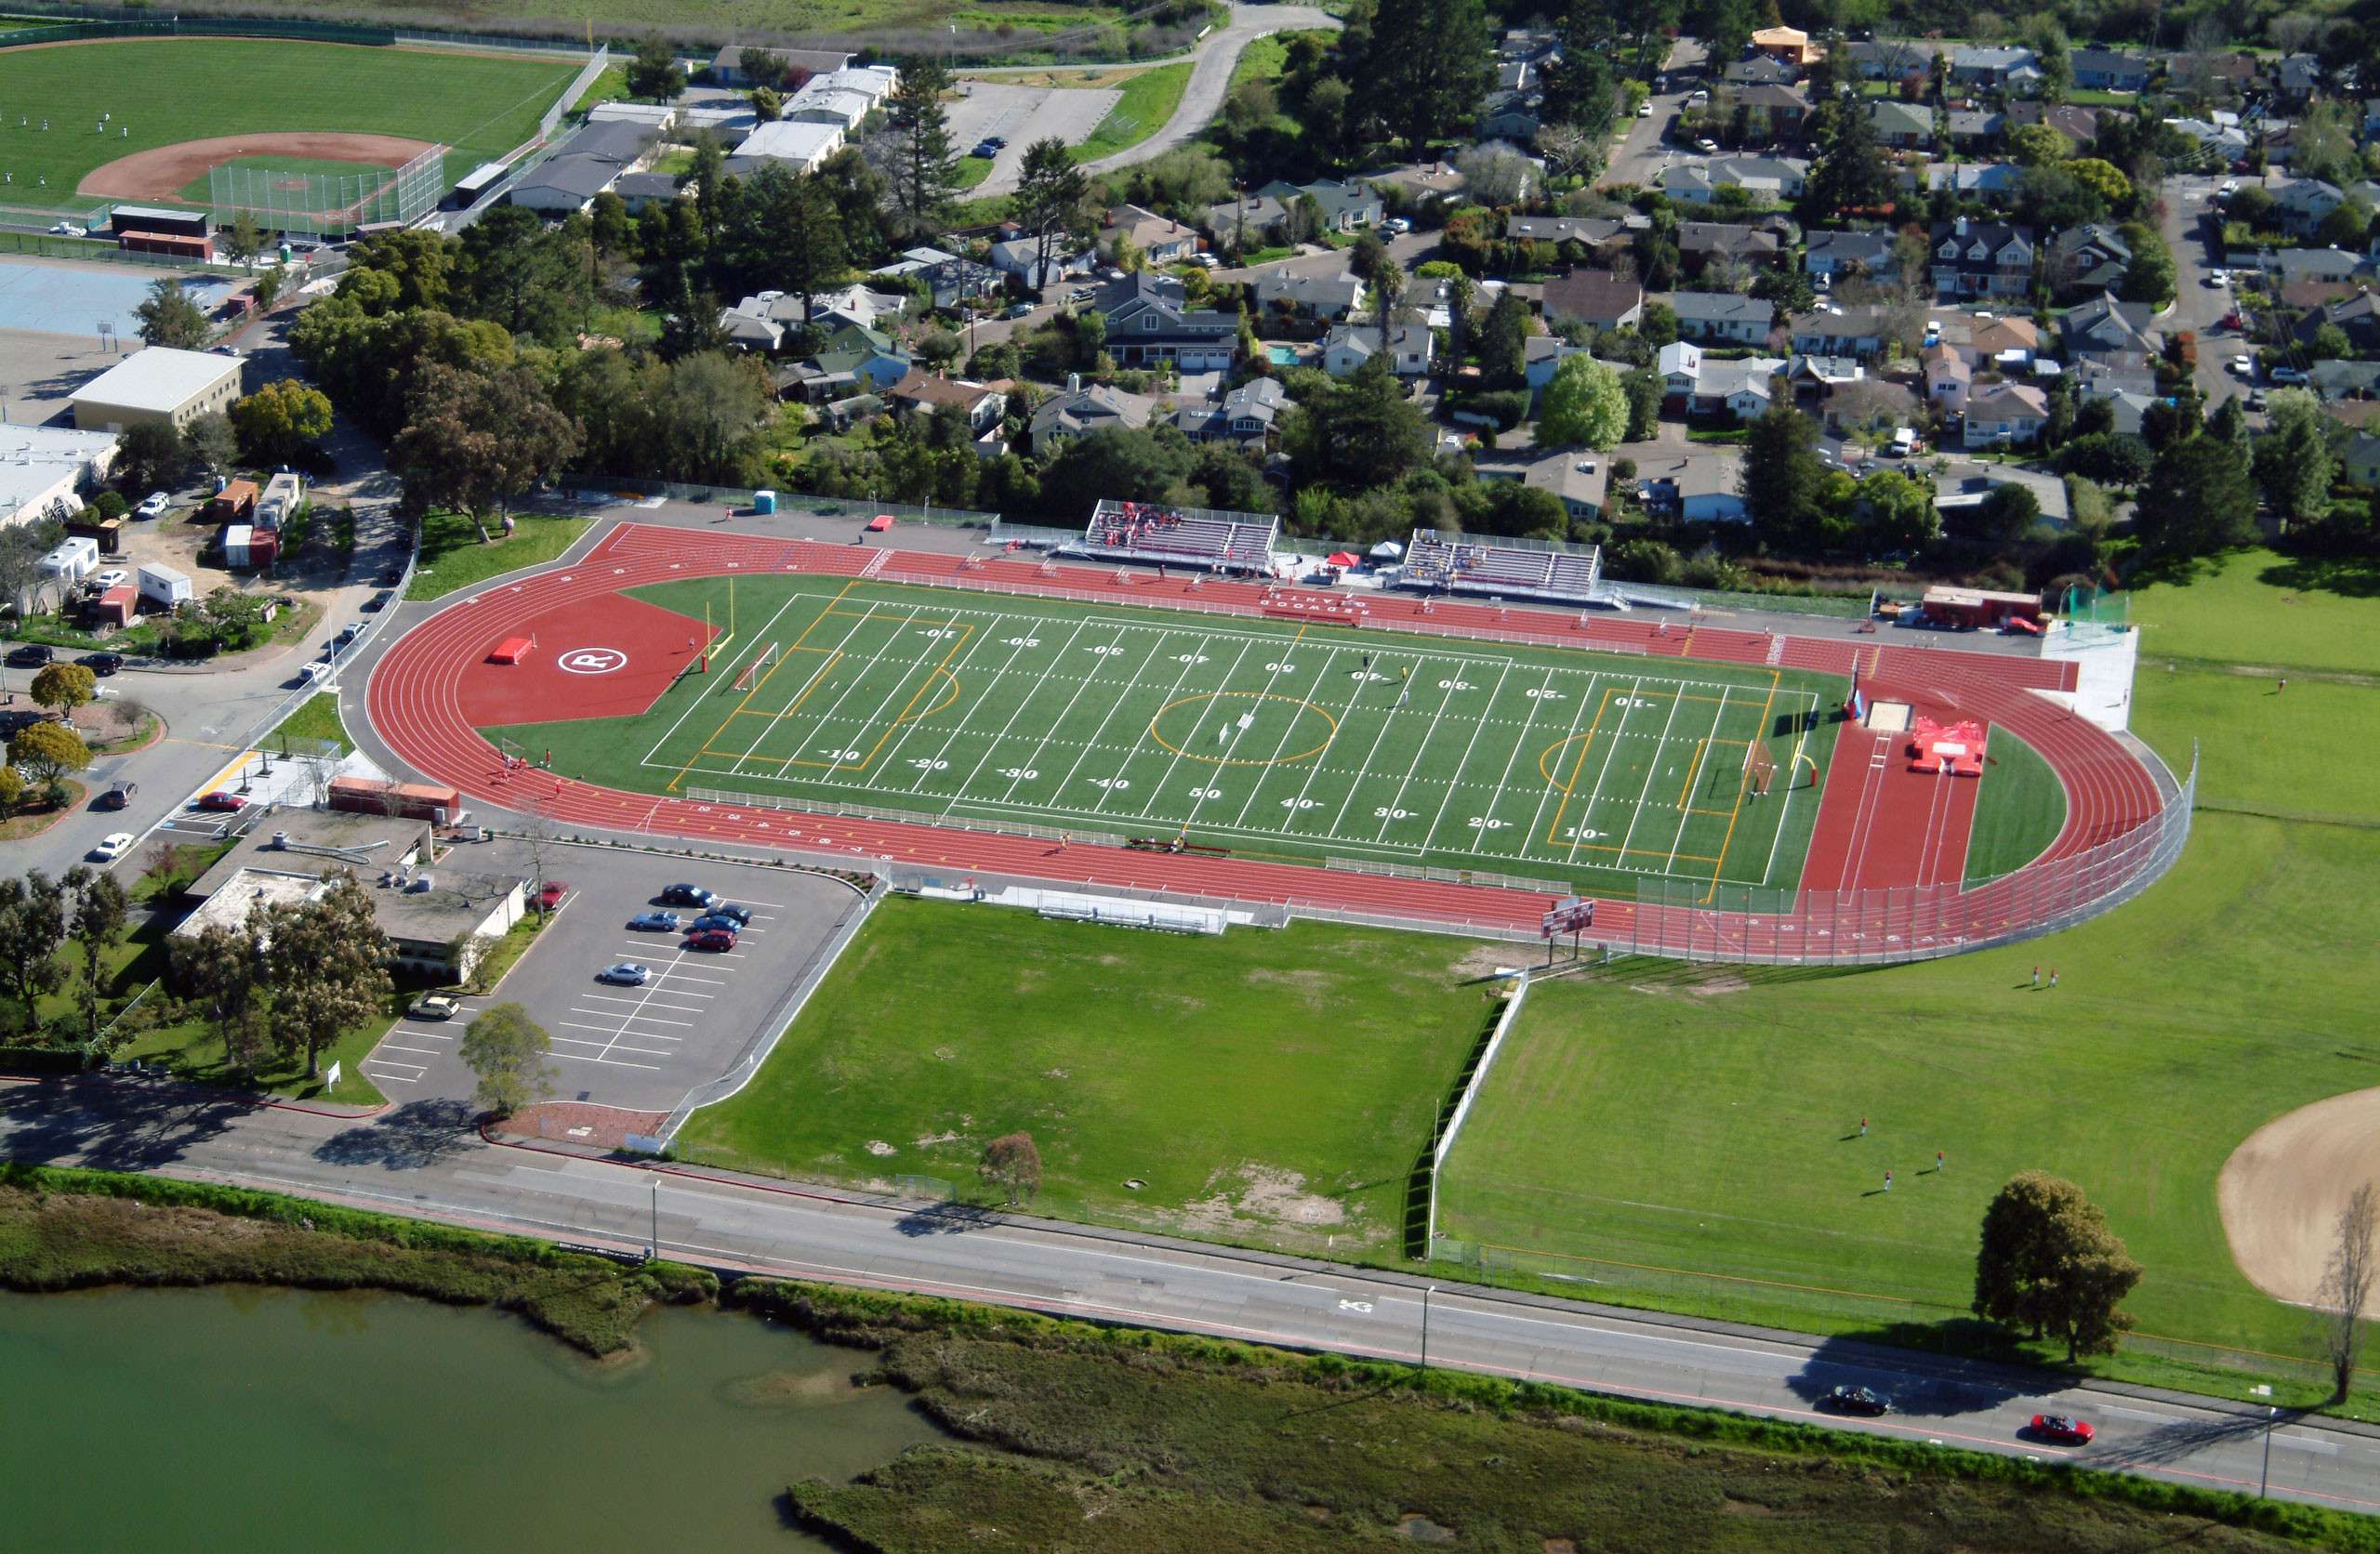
top-left (677, 900), bottom-right (1492, 1258)
top-left (759, 1282), bottom-right (2347, 1553)
top-left (2125, 547), bottom-right (2380, 673)
top-left (1963, 728), bottom-right (2066, 880)
top-left (406, 510), bottom-right (590, 602)
top-left (0, 1165), bottom-right (713, 1357)
top-left (1074, 60), bottom-right (1193, 163)
top-left (269, 691), bottom-right (353, 756)
top-left (1438, 547), bottom-right (2380, 1416)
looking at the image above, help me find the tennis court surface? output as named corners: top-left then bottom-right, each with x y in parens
top-left (482, 576), bottom-right (1846, 896)
top-left (0, 256), bottom-right (231, 338)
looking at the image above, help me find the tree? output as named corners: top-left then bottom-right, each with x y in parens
top-left (749, 85), bottom-right (783, 121)
top-left (9, 719), bottom-right (89, 797)
top-left (2065, 158), bottom-right (2132, 213)
top-left (1453, 141), bottom-right (1534, 207)
top-left (979, 1130), bottom-right (1042, 1204)
top-left (0, 870), bottom-right (67, 1035)
top-left (115, 419), bottom-right (185, 495)
top-left (258, 872), bottom-right (391, 1079)
top-left (2135, 433), bottom-right (2255, 560)
top-left (879, 59), bottom-right (959, 239)
top-left (458, 1002), bottom-right (560, 1119)
top-left (1475, 290), bottom-right (1531, 388)
top-left (62, 864), bottom-right (126, 1041)
top-left (781, 171), bottom-right (848, 323)
top-left (391, 362), bottom-right (584, 529)
top-left (1805, 94), bottom-right (1891, 215)
top-left (2254, 388), bottom-right (2336, 531)
top-left (2115, 223), bottom-right (2175, 307)
top-left (1974, 1171), bottom-right (2143, 1361)
top-left (1281, 358), bottom-right (1428, 488)
top-left (1538, 355), bottom-right (1628, 449)
top-left (134, 278), bottom-right (209, 348)
top-left (30, 661), bottom-right (97, 718)
top-left (1369, 255), bottom-right (1411, 360)
top-left (456, 204), bottom-right (589, 344)
top-left (229, 379), bottom-right (335, 466)
top-left (252, 267), bottom-right (284, 315)
top-left (1857, 468), bottom-right (1940, 550)
top-left (220, 213), bottom-right (268, 268)
top-left (0, 519), bottom-right (65, 617)
top-left (0, 766), bottom-right (20, 815)
top-left (1621, 365), bottom-right (1663, 441)
top-left (2317, 1183), bottom-right (2378, 1402)
top-left (1038, 426), bottom-right (1195, 519)
top-left (1741, 403), bottom-right (1829, 549)
top-left (2007, 122), bottom-right (2069, 169)
top-left (1970, 481), bottom-right (2042, 543)
top-left (1014, 138), bottom-right (1090, 297)
top-left (626, 34), bottom-right (685, 101)
top-left (651, 351), bottom-right (772, 484)
top-left (1356, 0), bottom-right (1493, 160)
top-left (166, 904), bottom-right (249, 1052)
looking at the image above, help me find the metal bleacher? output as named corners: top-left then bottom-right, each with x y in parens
top-left (1398, 528), bottom-right (1610, 606)
top-left (1072, 500), bottom-right (1281, 573)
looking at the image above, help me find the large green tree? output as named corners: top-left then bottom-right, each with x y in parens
top-left (133, 278), bottom-right (209, 349)
top-left (258, 873), bottom-right (391, 1079)
top-left (229, 379), bottom-right (335, 466)
top-left (1354, 0), bottom-right (1493, 160)
top-left (391, 362), bottom-right (584, 529)
top-left (0, 870), bottom-right (67, 1036)
top-left (9, 719), bottom-right (89, 797)
top-left (177, 921), bottom-right (271, 1075)
top-left (1805, 98), bottom-right (1893, 217)
top-left (626, 33), bottom-right (685, 101)
top-left (1537, 355), bottom-right (1628, 450)
top-left (2252, 388), bottom-right (2336, 532)
top-left (880, 59), bottom-right (959, 239)
top-left (458, 1002), bottom-right (559, 1119)
top-left (1014, 138), bottom-right (1091, 297)
top-left (62, 864), bottom-right (126, 1040)
top-left (456, 205), bottom-right (590, 344)
top-left (2135, 432), bottom-right (2255, 560)
top-left (1284, 357), bottom-right (1429, 489)
top-left (1740, 403), bottom-right (1830, 549)
top-left (1974, 1171), bottom-right (2143, 1361)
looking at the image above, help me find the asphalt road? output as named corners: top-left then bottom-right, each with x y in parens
top-left (7, 1074), bottom-right (2373, 1515)
top-left (2159, 171), bottom-right (2253, 411)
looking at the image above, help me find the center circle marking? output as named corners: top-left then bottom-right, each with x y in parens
top-left (1148, 691), bottom-right (1339, 766)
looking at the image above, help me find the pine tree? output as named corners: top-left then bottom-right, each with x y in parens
top-left (882, 59), bottom-right (959, 240)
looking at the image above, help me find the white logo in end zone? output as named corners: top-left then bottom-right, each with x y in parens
top-left (557, 647), bottom-right (628, 675)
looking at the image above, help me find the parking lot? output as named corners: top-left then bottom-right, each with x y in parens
top-left (948, 80), bottom-right (1120, 194)
top-left (360, 846), bottom-right (860, 1113)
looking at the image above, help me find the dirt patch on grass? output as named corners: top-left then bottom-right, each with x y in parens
top-left (1454, 944), bottom-right (1529, 981)
top-left (2217, 1086), bottom-right (2380, 1315)
top-left (1170, 1164), bottom-right (1350, 1240)
top-left (79, 131), bottom-right (436, 202)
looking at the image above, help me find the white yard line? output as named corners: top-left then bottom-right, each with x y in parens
top-left (1103, 628), bottom-right (1226, 820)
top-left (1460, 665), bottom-right (1565, 865)
top-left (722, 602), bottom-right (890, 777)
top-left (1411, 658), bottom-right (1514, 855)
top-left (993, 623), bottom-right (1129, 806)
top-left (1051, 626), bottom-right (1181, 810)
top-left (1558, 676), bottom-right (1648, 866)
top-left (641, 582), bottom-right (817, 765)
top-left (1369, 657), bottom-right (1486, 844)
top-left (892, 617), bottom-right (1052, 795)
top-left (1664, 686), bottom-right (1730, 875)
top-left (1613, 681), bottom-right (1689, 863)
top-left (1274, 649), bottom-right (1388, 839)
top-left (1761, 696), bottom-right (1817, 885)
top-left (1516, 668), bottom-right (1607, 859)
top-left (1220, 645), bottom-right (1344, 831)
top-left (1319, 649), bottom-right (1434, 842)
top-left (940, 619), bottom-right (1090, 810)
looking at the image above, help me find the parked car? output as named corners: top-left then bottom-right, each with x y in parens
top-left (535, 880), bottom-right (568, 910)
top-left (89, 831), bottom-right (134, 862)
top-left (1825, 1386), bottom-right (1891, 1416)
top-left (1695, 137), bottom-right (1719, 153)
top-left (704, 902), bottom-right (753, 927)
top-left (599, 962), bottom-right (653, 985)
top-left (406, 993), bottom-right (461, 1021)
top-left (49, 220), bottom-right (86, 237)
top-left (970, 140), bottom-right (998, 159)
top-left (2268, 365), bottom-right (2307, 385)
top-left (1636, 100), bottom-right (1654, 116)
top-left (660, 883), bottom-right (716, 907)
top-left (628, 910), bottom-right (681, 932)
top-left (91, 569), bottom-right (128, 592)
top-left (363, 590), bottom-right (393, 612)
top-left (689, 912), bottom-right (742, 934)
top-left (2230, 353), bottom-right (2254, 376)
top-left (2204, 269), bottom-right (2228, 287)
top-left (2027, 1414), bottom-right (2095, 1446)
top-left (76, 651), bottom-right (124, 677)
top-left (136, 491), bottom-right (171, 519)
top-left (7, 644), bottom-right (54, 668)
top-left (685, 928), bottom-right (737, 952)
top-left (1002, 301), bottom-right (1034, 319)
top-left (2218, 178), bottom-right (2239, 198)
top-left (194, 791), bottom-right (246, 811)
top-left (1382, 217), bottom-right (1411, 234)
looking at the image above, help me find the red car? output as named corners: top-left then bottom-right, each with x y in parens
top-left (685, 928), bottom-right (737, 952)
top-left (194, 791), bottom-right (247, 811)
top-left (2029, 1414), bottom-right (2095, 1446)
top-left (536, 880), bottom-right (569, 910)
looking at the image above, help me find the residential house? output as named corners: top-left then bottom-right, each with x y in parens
top-left (1668, 291), bottom-right (1776, 345)
top-left (1523, 335), bottom-right (1588, 396)
top-left (1723, 56), bottom-right (1800, 86)
top-left (1749, 25), bottom-right (1818, 65)
top-left (1640, 451), bottom-right (1750, 521)
top-left (1473, 450), bottom-right (1608, 520)
top-left (1821, 377), bottom-right (1916, 436)
top-left (2298, 289), bottom-right (2380, 353)
top-left (1255, 178), bottom-right (1384, 232)
top-left (1104, 203), bottom-right (1200, 264)
top-left (2271, 178), bottom-right (2347, 236)
top-left (1923, 343), bottom-right (1971, 412)
top-left (1662, 155), bottom-right (1809, 204)
top-left (1098, 273), bottom-right (1239, 370)
top-left (1323, 322), bottom-right (1434, 377)
top-left (1963, 381), bottom-right (2048, 447)
top-left (1171, 375), bottom-right (1285, 449)
top-left (1253, 272), bottom-right (1364, 323)
top-left (1946, 110), bottom-right (2006, 150)
top-left (1870, 99), bottom-right (1935, 150)
top-left (718, 287), bottom-right (903, 350)
top-left (885, 372), bottom-right (1007, 436)
top-left (775, 324), bottom-right (912, 402)
top-left (1804, 229), bottom-right (1900, 287)
top-left (1367, 161), bottom-right (1469, 211)
top-left (2006, 101), bottom-right (2099, 149)
top-left (2280, 279), bottom-right (2365, 312)
top-left (1731, 85), bottom-right (1812, 142)
top-left (872, 248), bottom-right (1000, 309)
top-left (2308, 359), bottom-right (2380, 400)
top-left (1790, 304), bottom-right (1889, 358)
top-left (1931, 218), bottom-right (2035, 299)
top-left (2164, 115), bottom-right (2250, 162)
top-left (1030, 380), bottom-right (1158, 446)
top-left (2061, 291), bottom-right (2162, 362)
top-left (1786, 354), bottom-right (1864, 400)
top-left (2069, 49), bottom-right (2149, 92)
top-left (2048, 224), bottom-right (2133, 296)
top-left (1967, 313), bottom-right (2042, 368)
top-left (2343, 432), bottom-right (2380, 490)
top-left (1658, 341), bottom-right (1783, 417)
top-left (1949, 46), bottom-right (2040, 90)
top-left (1206, 192), bottom-right (1292, 248)
top-left (1506, 214), bottom-right (1645, 261)
top-left (2234, 247), bottom-right (2371, 286)
top-left (2170, 52), bottom-right (2257, 99)
top-left (1924, 162), bottom-right (2024, 198)
top-left (1936, 465), bottom-right (2069, 526)
top-left (989, 236), bottom-right (1092, 292)
top-left (1676, 221), bottom-right (1784, 272)
top-left (1844, 39), bottom-right (1930, 86)
top-left (800, 283), bottom-right (912, 332)
top-left (1476, 92), bottom-right (1543, 142)
top-left (1540, 269), bottom-right (1644, 331)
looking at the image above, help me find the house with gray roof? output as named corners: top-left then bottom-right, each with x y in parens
top-left (2070, 49), bottom-right (2149, 91)
top-left (1172, 376), bottom-right (1285, 448)
top-left (1323, 322), bottom-right (1434, 377)
top-left (1790, 304), bottom-right (1889, 358)
top-left (1255, 178), bottom-right (1384, 232)
top-left (1253, 271), bottom-right (1364, 321)
top-left (1869, 99), bottom-right (1935, 149)
top-left (1668, 291), bottom-right (1776, 344)
top-left (1541, 269), bottom-right (1643, 330)
top-left (2062, 291), bottom-right (2162, 361)
top-left (1804, 229), bottom-right (1900, 286)
top-left (1949, 46), bottom-right (2040, 89)
top-left (1030, 381), bottom-right (1159, 446)
top-left (2048, 224), bottom-right (2133, 296)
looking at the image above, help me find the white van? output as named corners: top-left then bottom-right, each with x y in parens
top-left (1888, 427), bottom-right (1917, 458)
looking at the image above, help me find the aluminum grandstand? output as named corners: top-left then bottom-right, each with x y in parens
top-left (1401, 529), bottom-right (1606, 603)
top-left (1074, 500), bottom-right (1280, 573)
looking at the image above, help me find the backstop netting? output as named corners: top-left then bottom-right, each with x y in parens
top-left (2060, 583), bottom-right (2129, 649)
top-left (206, 143), bottom-right (446, 235)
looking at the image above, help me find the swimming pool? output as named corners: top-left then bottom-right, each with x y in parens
top-left (0, 256), bottom-right (231, 339)
top-left (1266, 344), bottom-right (1299, 366)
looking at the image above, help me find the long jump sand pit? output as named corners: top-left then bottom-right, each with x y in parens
top-left (2217, 1086), bottom-right (2380, 1317)
top-left (78, 133), bottom-right (436, 202)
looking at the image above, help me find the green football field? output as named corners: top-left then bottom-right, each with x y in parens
top-left (485, 575), bottom-right (1848, 896)
top-left (0, 38), bottom-right (582, 201)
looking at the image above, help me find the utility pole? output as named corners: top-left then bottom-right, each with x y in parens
top-left (1421, 1284), bottom-right (1435, 1372)
top-left (2259, 1405), bottom-right (2276, 1497)
top-left (649, 1174), bottom-right (659, 1259)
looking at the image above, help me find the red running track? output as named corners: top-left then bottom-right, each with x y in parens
top-left (364, 525), bottom-right (2172, 958)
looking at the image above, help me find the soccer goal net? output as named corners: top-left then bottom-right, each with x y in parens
top-left (1743, 738), bottom-right (1778, 797)
top-left (732, 643), bottom-right (777, 691)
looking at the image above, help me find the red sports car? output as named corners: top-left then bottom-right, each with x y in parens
top-left (2029, 1414), bottom-right (2095, 1446)
top-left (194, 791), bottom-right (247, 811)
top-left (685, 928), bottom-right (737, 952)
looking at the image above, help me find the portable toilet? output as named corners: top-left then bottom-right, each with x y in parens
top-left (753, 488), bottom-right (777, 514)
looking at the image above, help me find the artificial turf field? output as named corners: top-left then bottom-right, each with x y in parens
top-left (486, 575), bottom-right (1849, 897)
top-left (0, 38), bottom-right (581, 198)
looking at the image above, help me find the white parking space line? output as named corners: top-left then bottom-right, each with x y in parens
top-left (567, 1008), bottom-right (694, 1028)
top-left (551, 1031), bottom-right (677, 1053)
top-left (551, 1050), bottom-right (661, 1070)
top-left (363, 1069), bottom-right (421, 1083)
top-left (376, 1042), bottom-right (444, 1057)
top-left (364, 1058), bottom-right (424, 1073)
top-left (575, 994), bottom-right (707, 1014)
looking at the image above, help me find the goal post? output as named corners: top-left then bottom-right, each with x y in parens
top-left (732, 642), bottom-right (776, 691)
top-left (1743, 737), bottom-right (1778, 798)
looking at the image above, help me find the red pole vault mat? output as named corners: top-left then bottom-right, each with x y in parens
top-left (456, 591), bottom-right (716, 726)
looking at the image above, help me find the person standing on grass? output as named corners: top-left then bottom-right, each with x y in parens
top-left (1884, 1170), bottom-right (1893, 1192)
top-left (2049, 968), bottom-right (2058, 989)
top-left (2031, 965), bottom-right (2040, 988)
top-left (1936, 1150), bottom-right (1944, 1173)
top-left (1859, 1115), bottom-right (1868, 1137)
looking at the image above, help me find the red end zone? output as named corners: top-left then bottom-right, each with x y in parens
top-left (456, 591), bottom-right (716, 726)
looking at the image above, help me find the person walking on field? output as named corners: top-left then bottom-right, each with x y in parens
top-left (2049, 968), bottom-right (2059, 989)
top-left (2031, 964), bottom-right (2040, 988)
top-left (1859, 1115), bottom-right (1868, 1137)
top-left (1884, 1170), bottom-right (1893, 1192)
top-left (1936, 1150), bottom-right (1944, 1173)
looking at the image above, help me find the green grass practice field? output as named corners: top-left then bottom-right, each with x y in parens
top-left (1436, 550), bottom-right (2380, 1413)
top-left (0, 38), bottom-right (581, 201)
top-left (486, 575), bottom-right (1848, 896)
top-left (675, 898), bottom-right (1497, 1258)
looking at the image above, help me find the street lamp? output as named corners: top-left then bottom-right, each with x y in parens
top-left (2259, 1405), bottom-right (2277, 1497)
top-left (649, 1174), bottom-right (660, 1260)
top-left (1421, 1283), bottom-right (1435, 1372)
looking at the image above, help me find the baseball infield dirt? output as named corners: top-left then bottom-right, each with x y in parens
top-left (2216, 1086), bottom-right (2380, 1317)
top-left (78, 132), bottom-right (436, 201)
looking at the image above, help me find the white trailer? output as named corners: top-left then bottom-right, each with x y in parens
top-left (137, 561), bottom-right (193, 609)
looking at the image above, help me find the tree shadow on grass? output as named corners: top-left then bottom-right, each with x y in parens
top-left (2255, 553), bottom-right (2380, 600)
top-left (311, 1097), bottom-right (475, 1171)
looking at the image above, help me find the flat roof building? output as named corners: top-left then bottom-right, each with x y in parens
top-left (0, 423), bottom-right (119, 529)
top-left (71, 347), bottom-right (243, 434)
